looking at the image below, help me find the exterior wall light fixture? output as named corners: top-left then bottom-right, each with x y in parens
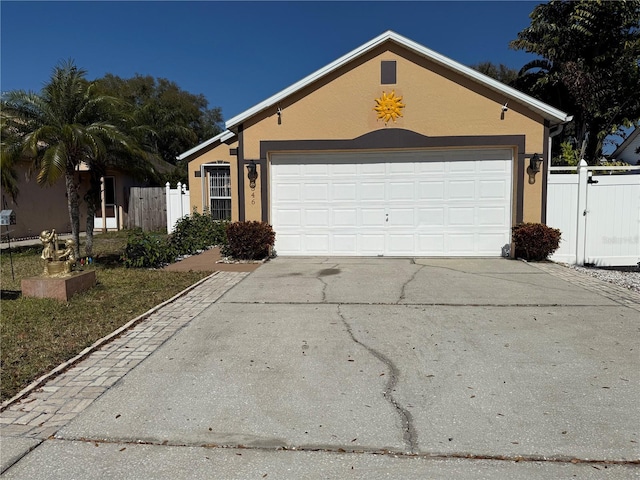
top-left (501, 102), bottom-right (508, 120)
top-left (247, 160), bottom-right (258, 189)
top-left (527, 153), bottom-right (543, 184)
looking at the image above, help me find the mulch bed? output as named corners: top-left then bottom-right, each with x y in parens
top-left (162, 247), bottom-right (263, 273)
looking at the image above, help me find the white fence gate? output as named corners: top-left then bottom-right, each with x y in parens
top-left (165, 182), bottom-right (191, 234)
top-left (546, 161), bottom-right (640, 266)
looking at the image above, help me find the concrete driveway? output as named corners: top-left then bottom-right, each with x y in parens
top-left (2, 258), bottom-right (639, 478)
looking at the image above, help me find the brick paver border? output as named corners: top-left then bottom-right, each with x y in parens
top-left (531, 262), bottom-right (640, 311)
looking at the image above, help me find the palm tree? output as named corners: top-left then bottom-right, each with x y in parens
top-left (1, 60), bottom-right (143, 258)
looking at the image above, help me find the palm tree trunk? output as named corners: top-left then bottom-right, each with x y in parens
top-left (84, 170), bottom-right (103, 258)
top-left (65, 172), bottom-right (81, 259)
top-left (85, 202), bottom-right (95, 258)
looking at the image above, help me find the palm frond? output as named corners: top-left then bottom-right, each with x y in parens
top-left (37, 143), bottom-right (67, 185)
top-left (0, 135), bottom-right (22, 201)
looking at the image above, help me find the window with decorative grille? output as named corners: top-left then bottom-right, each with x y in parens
top-left (207, 166), bottom-right (231, 220)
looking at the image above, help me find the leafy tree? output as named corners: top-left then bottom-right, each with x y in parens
top-left (552, 140), bottom-right (581, 166)
top-left (95, 74), bottom-right (223, 181)
top-left (0, 60), bottom-right (146, 257)
top-left (510, 0), bottom-right (640, 164)
top-left (471, 61), bottom-right (519, 85)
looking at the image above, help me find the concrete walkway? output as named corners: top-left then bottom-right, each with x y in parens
top-left (1, 258), bottom-right (638, 478)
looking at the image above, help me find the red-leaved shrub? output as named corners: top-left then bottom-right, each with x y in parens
top-left (512, 223), bottom-right (561, 261)
top-left (223, 221), bottom-right (275, 260)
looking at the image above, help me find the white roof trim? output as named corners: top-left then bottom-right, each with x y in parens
top-left (611, 127), bottom-right (639, 158)
top-left (177, 129), bottom-right (235, 161)
top-left (226, 30), bottom-right (570, 129)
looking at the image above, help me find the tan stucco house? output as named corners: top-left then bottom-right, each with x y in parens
top-left (1, 161), bottom-right (155, 239)
top-left (182, 31), bottom-right (571, 257)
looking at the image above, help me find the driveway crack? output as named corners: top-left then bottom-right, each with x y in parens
top-left (317, 276), bottom-right (328, 303)
top-left (66, 436), bottom-right (640, 466)
top-left (337, 304), bottom-right (418, 453)
top-left (316, 263), bottom-right (339, 303)
top-left (398, 265), bottom-right (425, 304)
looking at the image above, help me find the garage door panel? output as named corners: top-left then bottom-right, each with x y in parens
top-left (333, 235), bottom-right (358, 253)
top-left (276, 234), bottom-right (302, 253)
top-left (388, 208), bottom-right (414, 227)
top-left (306, 209), bottom-right (329, 227)
top-left (360, 182), bottom-right (385, 201)
top-left (449, 160), bottom-right (476, 172)
top-left (333, 183), bottom-right (357, 201)
top-left (476, 233), bottom-right (506, 254)
top-left (271, 149), bottom-right (512, 256)
top-left (447, 233), bottom-right (476, 253)
top-left (360, 163), bottom-right (386, 176)
top-left (305, 164), bottom-right (329, 176)
top-left (387, 234), bottom-right (415, 254)
top-left (448, 207), bottom-right (475, 226)
top-left (389, 182), bottom-right (414, 201)
top-left (274, 184), bottom-right (301, 202)
top-left (418, 234), bottom-right (445, 254)
top-left (419, 181), bottom-right (445, 200)
top-left (479, 180), bottom-right (507, 199)
top-left (389, 162), bottom-right (415, 175)
top-left (361, 208), bottom-right (384, 226)
top-left (275, 164), bottom-right (303, 176)
top-left (449, 181), bottom-right (475, 200)
top-left (480, 159), bottom-right (510, 173)
top-left (305, 235), bottom-right (330, 253)
top-left (477, 207), bottom-right (508, 226)
top-left (418, 160), bottom-right (445, 173)
top-left (333, 209), bottom-right (357, 226)
top-left (360, 234), bottom-right (384, 255)
top-left (275, 209), bottom-right (301, 226)
top-left (305, 183), bottom-right (329, 201)
top-left (333, 163), bottom-right (358, 175)
top-left (418, 208), bottom-right (445, 226)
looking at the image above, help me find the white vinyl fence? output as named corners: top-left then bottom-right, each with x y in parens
top-left (165, 182), bottom-right (191, 234)
top-left (546, 161), bottom-right (640, 266)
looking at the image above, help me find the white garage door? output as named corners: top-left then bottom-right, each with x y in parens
top-left (271, 149), bottom-right (513, 256)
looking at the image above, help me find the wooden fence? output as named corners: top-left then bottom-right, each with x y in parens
top-left (127, 187), bottom-right (166, 231)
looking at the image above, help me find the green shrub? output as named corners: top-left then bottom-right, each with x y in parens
top-left (122, 229), bottom-right (175, 268)
top-left (170, 210), bottom-right (229, 255)
top-left (512, 223), bottom-right (561, 261)
top-left (223, 221), bottom-right (275, 260)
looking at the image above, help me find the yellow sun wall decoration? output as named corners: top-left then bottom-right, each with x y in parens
top-left (374, 90), bottom-right (405, 123)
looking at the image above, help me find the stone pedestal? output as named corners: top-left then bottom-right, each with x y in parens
top-left (21, 270), bottom-right (97, 301)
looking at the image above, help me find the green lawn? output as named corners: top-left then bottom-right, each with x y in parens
top-left (1, 231), bottom-right (209, 402)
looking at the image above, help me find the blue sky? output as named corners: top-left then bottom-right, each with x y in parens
top-left (1, 1), bottom-right (541, 122)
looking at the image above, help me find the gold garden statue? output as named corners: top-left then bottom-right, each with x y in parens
top-left (39, 229), bottom-right (76, 276)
